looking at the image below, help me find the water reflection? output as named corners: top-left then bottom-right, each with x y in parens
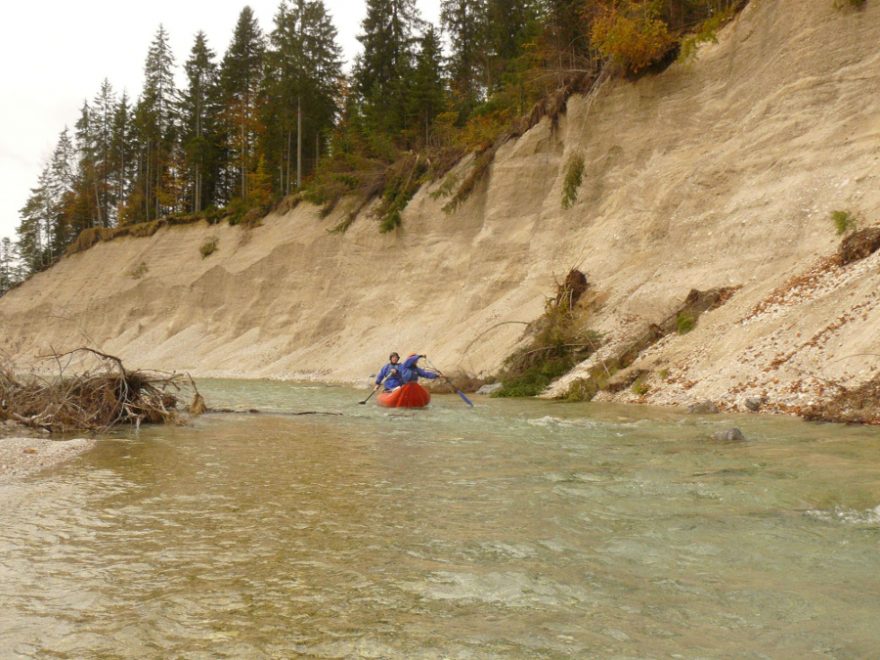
top-left (2, 380), bottom-right (879, 657)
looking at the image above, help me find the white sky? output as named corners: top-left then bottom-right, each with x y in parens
top-left (0, 0), bottom-right (440, 243)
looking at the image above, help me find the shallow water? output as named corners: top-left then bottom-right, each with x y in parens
top-left (2, 380), bottom-right (879, 657)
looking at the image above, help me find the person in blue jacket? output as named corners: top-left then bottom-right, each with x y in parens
top-left (374, 352), bottom-right (403, 392)
top-left (399, 353), bottom-right (439, 385)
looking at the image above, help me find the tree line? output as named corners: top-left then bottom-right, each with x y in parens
top-left (1, 0), bottom-right (743, 294)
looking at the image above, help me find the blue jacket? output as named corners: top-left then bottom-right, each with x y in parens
top-left (376, 362), bottom-right (404, 390)
top-left (400, 354), bottom-right (438, 384)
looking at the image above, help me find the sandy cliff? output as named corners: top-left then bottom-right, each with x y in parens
top-left (2, 0), bottom-right (879, 412)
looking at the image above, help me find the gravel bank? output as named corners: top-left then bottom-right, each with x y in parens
top-left (0, 437), bottom-right (96, 483)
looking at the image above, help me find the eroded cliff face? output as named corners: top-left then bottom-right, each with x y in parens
top-left (2, 0), bottom-right (879, 410)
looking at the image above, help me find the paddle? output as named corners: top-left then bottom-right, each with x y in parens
top-left (358, 386), bottom-right (379, 405)
top-left (359, 369), bottom-right (395, 405)
top-left (424, 358), bottom-right (474, 407)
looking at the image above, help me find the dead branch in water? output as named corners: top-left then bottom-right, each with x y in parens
top-left (1, 348), bottom-right (205, 433)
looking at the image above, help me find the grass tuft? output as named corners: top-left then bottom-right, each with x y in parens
top-left (200, 236), bottom-right (219, 258)
top-left (830, 209), bottom-right (858, 235)
top-left (562, 153), bottom-right (585, 210)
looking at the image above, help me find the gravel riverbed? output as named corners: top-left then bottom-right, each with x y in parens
top-left (0, 436), bottom-right (96, 483)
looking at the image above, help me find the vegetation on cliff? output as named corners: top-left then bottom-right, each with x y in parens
top-left (0, 0), bottom-right (749, 294)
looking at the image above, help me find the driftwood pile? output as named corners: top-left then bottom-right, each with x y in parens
top-left (0, 348), bottom-right (204, 433)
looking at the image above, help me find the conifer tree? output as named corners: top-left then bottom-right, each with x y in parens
top-left (441, 0), bottom-right (488, 118)
top-left (219, 7), bottom-right (265, 203)
top-left (16, 130), bottom-right (75, 272)
top-left (485, 0), bottom-right (541, 94)
top-left (16, 176), bottom-right (50, 274)
top-left (541, 0), bottom-right (590, 62)
top-left (91, 79), bottom-right (117, 226)
top-left (133, 24), bottom-right (179, 221)
top-left (181, 31), bottom-right (221, 212)
top-left (354, 0), bottom-right (422, 135)
top-left (111, 92), bottom-right (137, 224)
top-left (73, 100), bottom-right (101, 233)
top-left (0, 236), bottom-right (19, 294)
top-left (265, 0), bottom-right (343, 194)
top-left (409, 25), bottom-right (446, 146)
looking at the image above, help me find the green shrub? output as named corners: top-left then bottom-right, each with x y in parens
top-left (493, 358), bottom-right (573, 397)
top-left (830, 209), bottom-right (858, 235)
top-left (200, 236), bottom-right (219, 258)
top-left (834, 0), bottom-right (866, 9)
top-left (631, 376), bottom-right (650, 396)
top-left (676, 311), bottom-right (696, 334)
top-left (562, 153), bottom-right (585, 210)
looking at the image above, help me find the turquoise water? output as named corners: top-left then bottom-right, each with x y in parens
top-left (1, 379), bottom-right (879, 657)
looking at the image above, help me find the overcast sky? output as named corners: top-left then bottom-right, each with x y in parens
top-left (0, 0), bottom-right (440, 244)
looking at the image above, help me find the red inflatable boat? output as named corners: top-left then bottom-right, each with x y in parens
top-left (376, 382), bottom-right (431, 408)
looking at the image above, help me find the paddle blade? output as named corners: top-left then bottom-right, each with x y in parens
top-left (455, 389), bottom-right (474, 407)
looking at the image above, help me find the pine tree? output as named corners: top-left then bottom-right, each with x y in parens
top-left (0, 236), bottom-right (19, 294)
top-left (409, 25), bottom-right (446, 146)
top-left (46, 128), bottom-right (77, 257)
top-left (16, 177), bottom-right (50, 274)
top-left (485, 0), bottom-right (541, 94)
top-left (265, 0), bottom-right (343, 194)
top-left (181, 31), bottom-right (221, 212)
top-left (441, 0), bottom-right (488, 118)
top-left (133, 25), bottom-right (179, 221)
top-left (111, 92), bottom-right (137, 224)
top-left (16, 130), bottom-right (75, 274)
top-left (92, 79), bottom-right (117, 226)
top-left (354, 0), bottom-right (422, 135)
top-left (219, 7), bottom-right (265, 203)
top-left (73, 100), bottom-right (101, 234)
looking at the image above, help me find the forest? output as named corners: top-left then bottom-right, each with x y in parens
top-left (0, 0), bottom-right (744, 295)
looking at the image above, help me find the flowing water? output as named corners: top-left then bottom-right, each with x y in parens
top-left (2, 380), bottom-right (879, 658)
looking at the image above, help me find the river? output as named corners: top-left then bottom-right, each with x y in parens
top-left (2, 379), bottom-right (879, 657)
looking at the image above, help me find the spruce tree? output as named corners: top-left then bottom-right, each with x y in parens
top-left (16, 176), bottom-right (50, 274)
top-left (219, 7), bottom-right (265, 203)
top-left (92, 79), bottom-right (117, 226)
top-left (181, 31), bottom-right (221, 212)
top-left (0, 236), bottom-right (19, 294)
top-left (409, 25), bottom-right (446, 147)
top-left (354, 0), bottom-right (422, 136)
top-left (16, 130), bottom-right (75, 273)
top-left (133, 24), bottom-right (179, 221)
top-left (73, 100), bottom-right (101, 234)
top-left (46, 128), bottom-right (76, 257)
top-left (111, 92), bottom-right (137, 224)
top-left (265, 0), bottom-right (343, 194)
top-left (485, 0), bottom-right (541, 94)
top-left (441, 0), bottom-right (488, 119)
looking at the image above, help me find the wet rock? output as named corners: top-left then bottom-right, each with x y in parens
top-left (711, 428), bottom-right (746, 442)
top-left (688, 400), bottom-right (719, 414)
top-left (744, 397), bottom-right (764, 412)
top-left (838, 227), bottom-right (880, 265)
top-left (476, 383), bottom-right (503, 396)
